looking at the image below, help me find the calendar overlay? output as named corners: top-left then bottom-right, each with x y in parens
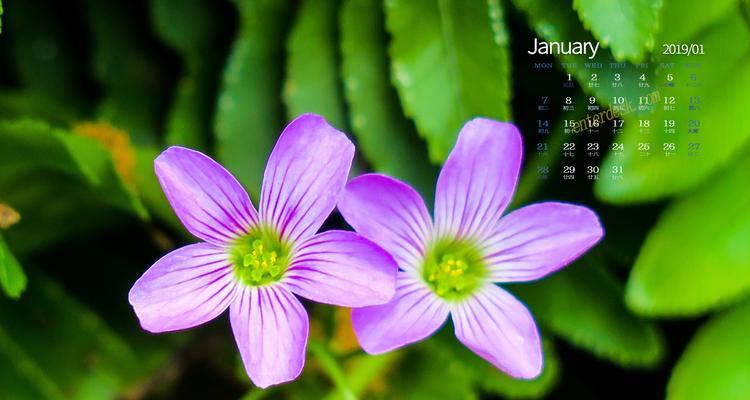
top-left (527, 39), bottom-right (704, 185)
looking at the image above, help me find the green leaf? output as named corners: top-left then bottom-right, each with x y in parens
top-left (513, 258), bottom-right (664, 367)
top-left (61, 135), bottom-right (148, 219)
top-left (0, 169), bottom-right (122, 256)
top-left (385, 0), bottom-right (512, 163)
top-left (0, 0), bottom-right (3, 33)
top-left (429, 332), bottom-right (559, 399)
top-left (283, 0), bottom-right (347, 129)
top-left (0, 233), bottom-right (26, 299)
top-left (656, 0), bottom-right (738, 44)
top-left (214, 0), bottom-right (290, 198)
top-left (0, 91), bottom-right (80, 125)
top-left (83, 0), bottom-right (171, 145)
top-left (152, 0), bottom-right (226, 150)
top-left (0, 119), bottom-right (148, 219)
top-left (572, 0), bottom-right (662, 62)
top-left (595, 12), bottom-right (750, 203)
top-left (0, 328), bottom-right (65, 400)
top-left (0, 120), bottom-right (150, 257)
top-left (625, 148), bottom-right (750, 317)
top-left (339, 0), bottom-right (437, 197)
top-left (151, 0), bottom-right (216, 52)
top-left (667, 299), bottom-right (750, 400)
top-left (475, 339), bottom-right (559, 399)
top-left (380, 332), bottom-right (558, 399)
top-left (384, 345), bottom-right (477, 400)
top-left (0, 272), bottom-right (141, 399)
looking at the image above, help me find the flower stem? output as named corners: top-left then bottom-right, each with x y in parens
top-left (308, 338), bottom-right (356, 400)
top-left (323, 351), bottom-right (400, 400)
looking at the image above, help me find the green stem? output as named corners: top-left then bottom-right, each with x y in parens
top-left (309, 339), bottom-right (356, 400)
top-left (239, 387), bottom-right (277, 400)
top-left (323, 352), bottom-right (400, 400)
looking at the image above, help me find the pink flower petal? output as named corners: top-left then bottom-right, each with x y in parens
top-left (230, 285), bottom-right (309, 388)
top-left (284, 230), bottom-right (397, 307)
top-left (480, 202), bottom-right (603, 282)
top-left (155, 146), bottom-right (258, 245)
top-left (338, 174), bottom-right (433, 272)
top-left (452, 283), bottom-right (542, 379)
top-left (259, 114), bottom-right (354, 243)
top-left (434, 119), bottom-right (522, 241)
top-left (352, 272), bottom-right (448, 354)
top-left (128, 243), bottom-right (238, 333)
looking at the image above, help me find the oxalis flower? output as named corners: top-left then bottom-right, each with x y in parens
top-left (128, 114), bottom-right (397, 388)
top-left (338, 118), bottom-right (603, 379)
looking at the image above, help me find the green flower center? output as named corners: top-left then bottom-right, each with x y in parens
top-left (230, 227), bottom-right (291, 286)
top-left (422, 238), bottom-right (486, 301)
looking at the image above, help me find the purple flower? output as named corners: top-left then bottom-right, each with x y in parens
top-left (128, 114), bottom-right (397, 388)
top-left (338, 119), bottom-right (603, 379)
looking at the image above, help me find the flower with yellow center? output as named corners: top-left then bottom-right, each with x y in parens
top-left (339, 118), bottom-right (603, 379)
top-left (128, 114), bottom-right (398, 389)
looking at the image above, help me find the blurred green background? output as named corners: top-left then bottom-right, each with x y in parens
top-left (1, 0), bottom-right (749, 399)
